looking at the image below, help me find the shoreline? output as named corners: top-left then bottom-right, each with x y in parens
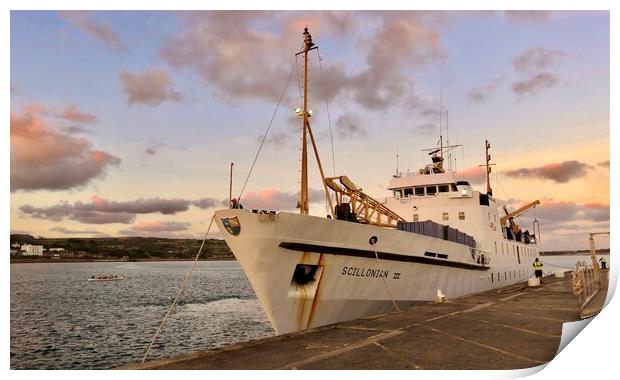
top-left (10, 257), bottom-right (236, 264)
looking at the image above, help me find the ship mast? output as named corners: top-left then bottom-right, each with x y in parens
top-left (484, 139), bottom-right (493, 196)
top-left (297, 27), bottom-right (317, 215)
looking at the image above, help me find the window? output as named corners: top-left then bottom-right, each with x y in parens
top-left (404, 188), bottom-right (414, 197)
top-left (438, 184), bottom-right (449, 193)
top-left (501, 243), bottom-right (504, 255)
top-left (394, 189), bottom-right (403, 198)
top-left (442, 212), bottom-right (449, 221)
top-left (458, 211), bottom-right (465, 220)
top-left (426, 186), bottom-right (437, 195)
top-left (414, 187), bottom-right (425, 196)
top-left (413, 213), bottom-right (419, 222)
top-left (494, 242), bottom-right (497, 255)
top-left (451, 184), bottom-right (458, 192)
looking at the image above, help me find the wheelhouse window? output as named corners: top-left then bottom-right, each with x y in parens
top-left (404, 188), bottom-right (414, 197)
top-left (451, 184), bottom-right (458, 192)
top-left (393, 189), bottom-right (403, 198)
top-left (426, 186), bottom-right (437, 195)
top-left (438, 184), bottom-right (449, 193)
top-left (414, 187), bottom-right (425, 196)
top-left (458, 211), bottom-right (465, 220)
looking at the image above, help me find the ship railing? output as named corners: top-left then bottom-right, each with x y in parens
top-left (469, 247), bottom-right (491, 267)
top-left (572, 261), bottom-right (607, 318)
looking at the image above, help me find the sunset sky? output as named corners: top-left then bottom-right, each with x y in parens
top-left (10, 10), bottom-right (610, 251)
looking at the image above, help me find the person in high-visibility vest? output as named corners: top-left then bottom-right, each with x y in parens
top-left (599, 256), bottom-right (608, 269)
top-left (533, 258), bottom-right (544, 284)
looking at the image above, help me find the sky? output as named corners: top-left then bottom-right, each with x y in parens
top-left (9, 10), bottom-right (610, 251)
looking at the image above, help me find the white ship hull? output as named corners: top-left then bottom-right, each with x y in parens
top-left (214, 209), bottom-right (536, 335)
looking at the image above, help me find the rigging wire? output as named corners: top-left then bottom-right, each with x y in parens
top-left (142, 216), bottom-right (215, 364)
top-left (237, 61), bottom-right (296, 201)
top-left (316, 47), bottom-right (336, 177)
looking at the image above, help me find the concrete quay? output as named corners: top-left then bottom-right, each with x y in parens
top-left (125, 272), bottom-right (608, 370)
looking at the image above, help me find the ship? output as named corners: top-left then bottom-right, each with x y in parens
top-left (214, 28), bottom-right (541, 335)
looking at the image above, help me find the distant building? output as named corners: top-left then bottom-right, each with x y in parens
top-left (10, 248), bottom-right (18, 256)
top-left (21, 244), bottom-right (44, 256)
top-left (11, 243), bottom-right (21, 248)
top-left (49, 248), bottom-right (66, 252)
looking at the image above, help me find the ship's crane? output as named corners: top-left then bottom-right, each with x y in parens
top-left (501, 200), bottom-right (541, 236)
top-left (325, 176), bottom-right (406, 228)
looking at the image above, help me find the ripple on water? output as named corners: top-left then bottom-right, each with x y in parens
top-left (10, 261), bottom-right (273, 369)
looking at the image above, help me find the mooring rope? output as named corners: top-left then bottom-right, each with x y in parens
top-left (371, 245), bottom-right (400, 312)
top-left (141, 215), bottom-right (215, 364)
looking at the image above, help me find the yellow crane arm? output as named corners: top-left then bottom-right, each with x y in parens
top-left (325, 176), bottom-right (406, 227)
top-left (500, 200), bottom-right (541, 226)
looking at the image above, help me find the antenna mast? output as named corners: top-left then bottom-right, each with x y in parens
top-left (296, 27), bottom-right (317, 215)
top-left (484, 139), bottom-right (493, 196)
top-left (439, 86), bottom-right (443, 159)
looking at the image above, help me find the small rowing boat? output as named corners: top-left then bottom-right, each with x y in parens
top-left (88, 275), bottom-right (124, 282)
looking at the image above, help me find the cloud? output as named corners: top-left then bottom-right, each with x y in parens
top-left (119, 68), bottom-right (183, 106)
top-left (336, 113), bottom-right (366, 138)
top-left (240, 188), bottom-right (325, 211)
top-left (63, 125), bottom-right (94, 135)
top-left (505, 160), bottom-right (593, 183)
top-left (504, 11), bottom-right (550, 23)
top-left (467, 77), bottom-right (503, 102)
top-left (512, 47), bottom-right (567, 73)
top-left (529, 200), bottom-right (609, 224)
top-left (50, 226), bottom-right (109, 237)
top-left (512, 72), bottom-right (559, 96)
top-left (59, 104), bottom-right (98, 124)
top-left (145, 148), bottom-right (156, 155)
top-left (118, 221), bottom-right (192, 238)
top-left (19, 195), bottom-right (194, 224)
top-left (59, 11), bottom-right (127, 53)
top-left (160, 11), bottom-right (445, 112)
top-left (18, 195), bottom-right (224, 225)
top-left (597, 160), bottom-right (610, 168)
top-left (130, 221), bottom-right (191, 232)
top-left (10, 106), bottom-right (120, 191)
top-left (411, 123), bottom-right (435, 135)
top-left (192, 198), bottom-right (223, 209)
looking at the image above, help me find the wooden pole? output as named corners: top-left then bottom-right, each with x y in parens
top-left (229, 162), bottom-right (234, 208)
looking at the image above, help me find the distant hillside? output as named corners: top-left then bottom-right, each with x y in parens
top-left (10, 234), bottom-right (234, 261)
top-left (540, 248), bottom-right (610, 256)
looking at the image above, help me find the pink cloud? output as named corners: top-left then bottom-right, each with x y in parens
top-left (160, 11), bottom-right (445, 111)
top-left (459, 166), bottom-right (486, 185)
top-left (131, 221), bottom-right (191, 232)
top-left (59, 104), bottom-right (98, 124)
top-left (240, 188), bottom-right (325, 211)
top-left (10, 106), bottom-right (120, 191)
